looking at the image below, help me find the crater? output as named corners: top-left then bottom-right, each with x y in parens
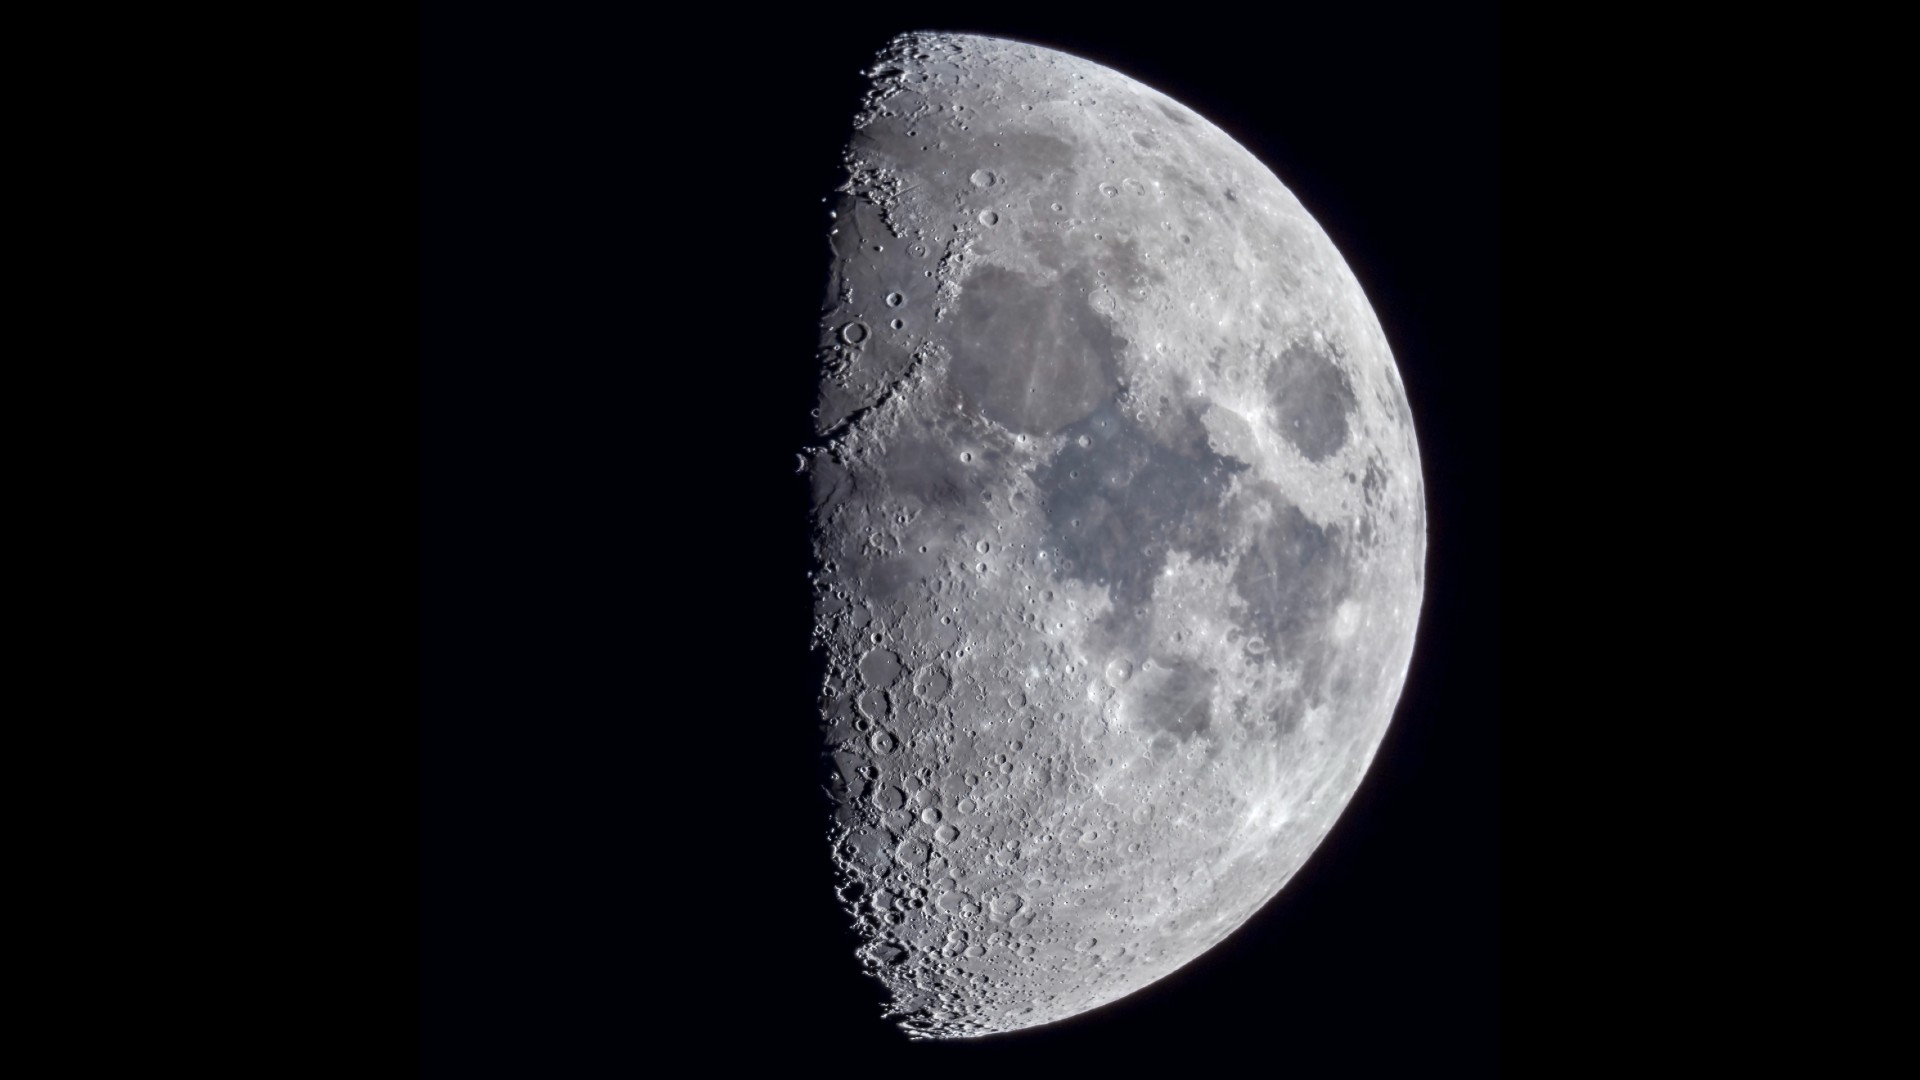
top-left (1265, 341), bottom-right (1357, 462)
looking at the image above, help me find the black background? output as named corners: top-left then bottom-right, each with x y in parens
top-left (424, 5), bottom-right (1499, 1073)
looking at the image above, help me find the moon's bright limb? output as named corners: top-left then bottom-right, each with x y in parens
top-left (805, 32), bottom-right (1424, 1039)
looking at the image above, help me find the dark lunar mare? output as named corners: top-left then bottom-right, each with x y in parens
top-left (1266, 340), bottom-right (1358, 463)
top-left (1230, 495), bottom-right (1351, 734)
top-left (1031, 402), bottom-right (1247, 643)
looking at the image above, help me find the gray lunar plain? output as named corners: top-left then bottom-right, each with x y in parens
top-left (803, 32), bottom-right (1426, 1039)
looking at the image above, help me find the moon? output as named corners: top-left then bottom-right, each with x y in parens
top-left (803, 31), bottom-right (1424, 1039)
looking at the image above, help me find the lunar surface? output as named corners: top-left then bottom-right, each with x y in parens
top-left (804, 32), bottom-right (1425, 1039)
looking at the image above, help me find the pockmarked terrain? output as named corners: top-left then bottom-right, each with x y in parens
top-left (803, 32), bottom-right (1425, 1039)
